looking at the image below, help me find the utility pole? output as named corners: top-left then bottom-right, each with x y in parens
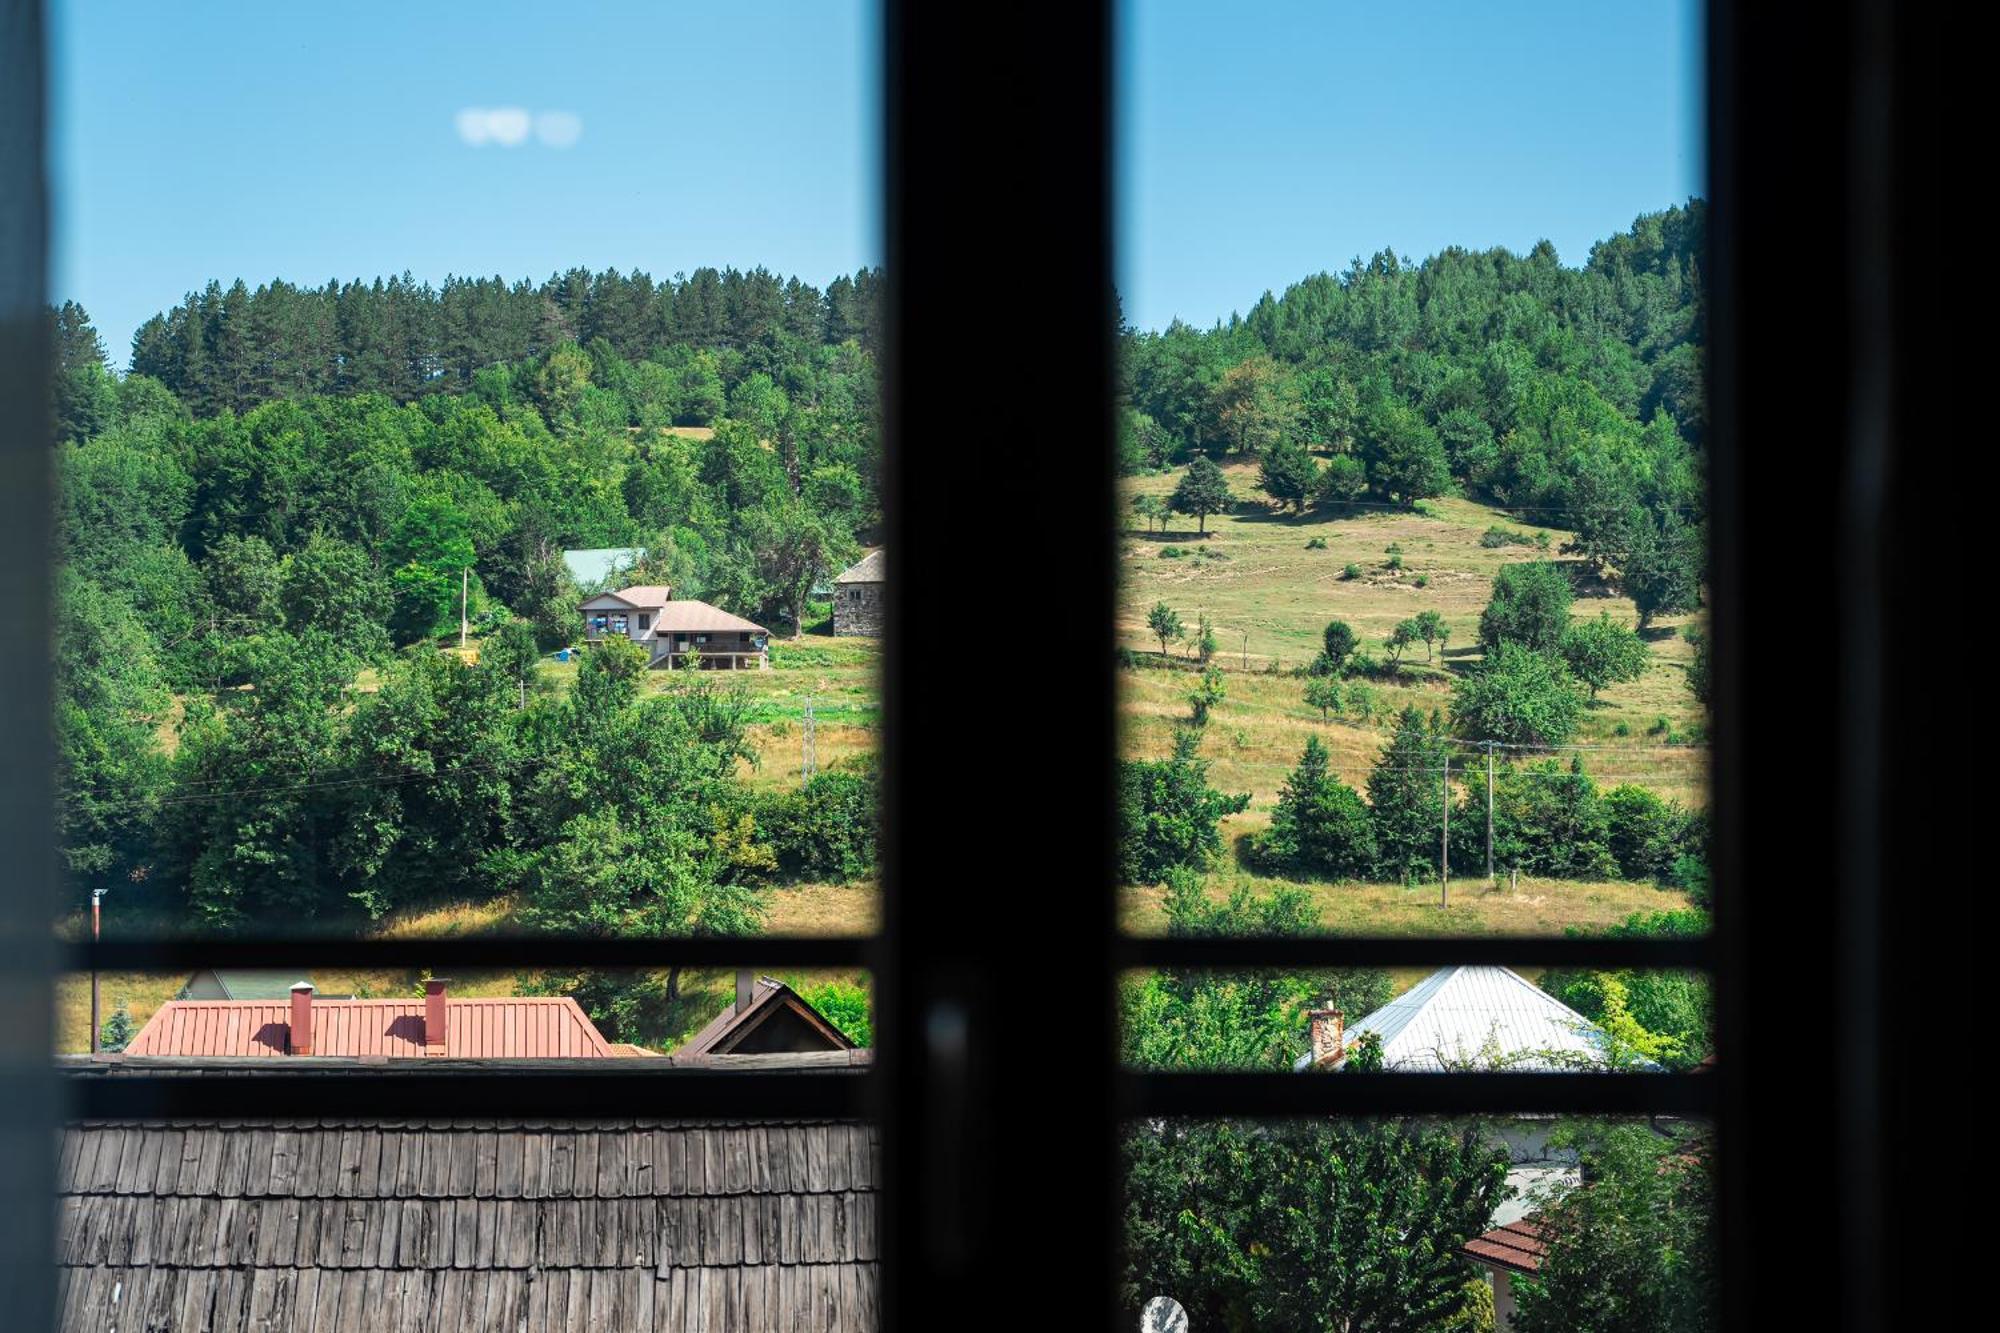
top-left (1440, 754), bottom-right (1450, 909)
top-left (802, 693), bottom-right (817, 786)
top-left (459, 567), bottom-right (470, 651)
top-left (89, 887), bottom-right (106, 1054)
top-left (1485, 740), bottom-right (1495, 884)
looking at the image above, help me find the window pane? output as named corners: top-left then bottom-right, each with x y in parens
top-left (49, 1), bottom-right (884, 951)
top-left (1115, 1), bottom-right (1710, 937)
top-left (1123, 1116), bottom-right (1716, 1331)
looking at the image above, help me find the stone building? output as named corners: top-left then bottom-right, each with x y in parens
top-left (832, 550), bottom-right (884, 637)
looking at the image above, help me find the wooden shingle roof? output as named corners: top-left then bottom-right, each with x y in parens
top-left (55, 1108), bottom-right (878, 1331)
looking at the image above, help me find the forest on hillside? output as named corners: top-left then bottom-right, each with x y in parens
top-left (1118, 201), bottom-right (1705, 628)
top-left (51, 264), bottom-right (884, 961)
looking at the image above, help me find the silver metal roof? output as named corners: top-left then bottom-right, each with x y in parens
top-left (1298, 965), bottom-right (1618, 1072)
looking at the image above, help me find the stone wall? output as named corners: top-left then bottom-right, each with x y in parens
top-left (834, 582), bottom-right (884, 637)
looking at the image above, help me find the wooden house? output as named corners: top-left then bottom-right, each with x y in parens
top-left (578, 585), bottom-right (771, 669)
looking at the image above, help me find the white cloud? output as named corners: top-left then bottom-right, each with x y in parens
top-left (455, 107), bottom-right (534, 148)
top-left (533, 111), bottom-right (584, 149)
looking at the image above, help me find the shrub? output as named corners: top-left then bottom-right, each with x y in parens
top-left (1413, 574), bottom-right (1429, 588)
top-left (1117, 731), bottom-right (1251, 883)
top-left (1561, 612), bottom-right (1649, 699)
top-left (1451, 643), bottom-right (1584, 747)
top-left (1304, 536), bottom-right (1328, 550)
top-left (1489, 757), bottom-right (1616, 879)
top-left (1412, 498), bottom-right (1443, 519)
top-left (1385, 553), bottom-right (1404, 571)
top-left (754, 771), bottom-right (879, 882)
top-left (99, 1001), bottom-right (137, 1053)
top-left (1342, 563), bottom-right (1362, 580)
top-left (782, 976), bottom-right (872, 1046)
top-left (1321, 620), bottom-right (1357, 671)
top-left (1159, 546), bottom-right (1185, 559)
top-left (1613, 721), bottom-right (1631, 736)
top-left (1478, 560), bottom-right (1572, 652)
top-left (1603, 784), bottom-right (1683, 881)
top-left (1480, 525), bottom-right (1534, 549)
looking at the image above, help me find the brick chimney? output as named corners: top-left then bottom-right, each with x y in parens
top-left (424, 978), bottom-right (450, 1053)
top-left (736, 969), bottom-right (754, 1014)
top-left (288, 982), bottom-right (314, 1056)
top-left (1306, 1005), bottom-right (1345, 1069)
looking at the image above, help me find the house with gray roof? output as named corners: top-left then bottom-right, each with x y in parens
top-left (578, 585), bottom-right (771, 669)
top-left (831, 550), bottom-right (883, 638)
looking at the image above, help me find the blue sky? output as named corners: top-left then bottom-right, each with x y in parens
top-left (52, 1), bottom-right (1699, 360)
top-left (50, 1), bottom-right (881, 364)
top-left (1118, 0), bottom-right (1703, 330)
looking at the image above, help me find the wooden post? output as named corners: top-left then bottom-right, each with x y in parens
top-left (1440, 755), bottom-right (1450, 908)
top-left (89, 889), bottom-right (102, 1053)
top-left (1485, 741), bottom-right (1495, 884)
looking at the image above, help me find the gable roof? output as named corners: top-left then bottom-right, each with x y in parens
top-left (1463, 1216), bottom-right (1551, 1276)
top-left (833, 549), bottom-right (884, 584)
top-left (1295, 966), bottom-right (1614, 1072)
top-left (679, 978), bottom-right (855, 1058)
top-left (125, 997), bottom-right (616, 1059)
top-left (51, 1089), bottom-right (878, 1333)
top-left (560, 546), bottom-right (646, 587)
top-left (647, 600), bottom-right (771, 637)
top-left (578, 583), bottom-right (676, 613)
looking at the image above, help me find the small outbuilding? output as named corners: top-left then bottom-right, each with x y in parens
top-left (679, 974), bottom-right (858, 1058)
top-left (832, 549), bottom-right (884, 638)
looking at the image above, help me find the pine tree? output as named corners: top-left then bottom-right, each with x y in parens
top-left (1366, 706), bottom-right (1453, 878)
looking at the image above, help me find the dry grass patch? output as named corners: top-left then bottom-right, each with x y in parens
top-left (1119, 871), bottom-right (1693, 939)
top-left (1119, 460), bottom-right (1706, 811)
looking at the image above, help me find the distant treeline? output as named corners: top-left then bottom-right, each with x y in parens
top-left (93, 265), bottom-right (882, 416)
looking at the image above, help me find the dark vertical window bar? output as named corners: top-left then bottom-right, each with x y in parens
top-left (875, 2), bottom-right (1120, 1328)
top-left (0, 0), bottom-right (56, 1326)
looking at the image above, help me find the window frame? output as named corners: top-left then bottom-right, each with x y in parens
top-left (2, 1), bottom-right (1936, 1328)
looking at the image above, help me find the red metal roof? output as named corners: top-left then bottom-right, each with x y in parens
top-left (124, 997), bottom-right (615, 1059)
top-left (1463, 1217), bottom-right (1550, 1275)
